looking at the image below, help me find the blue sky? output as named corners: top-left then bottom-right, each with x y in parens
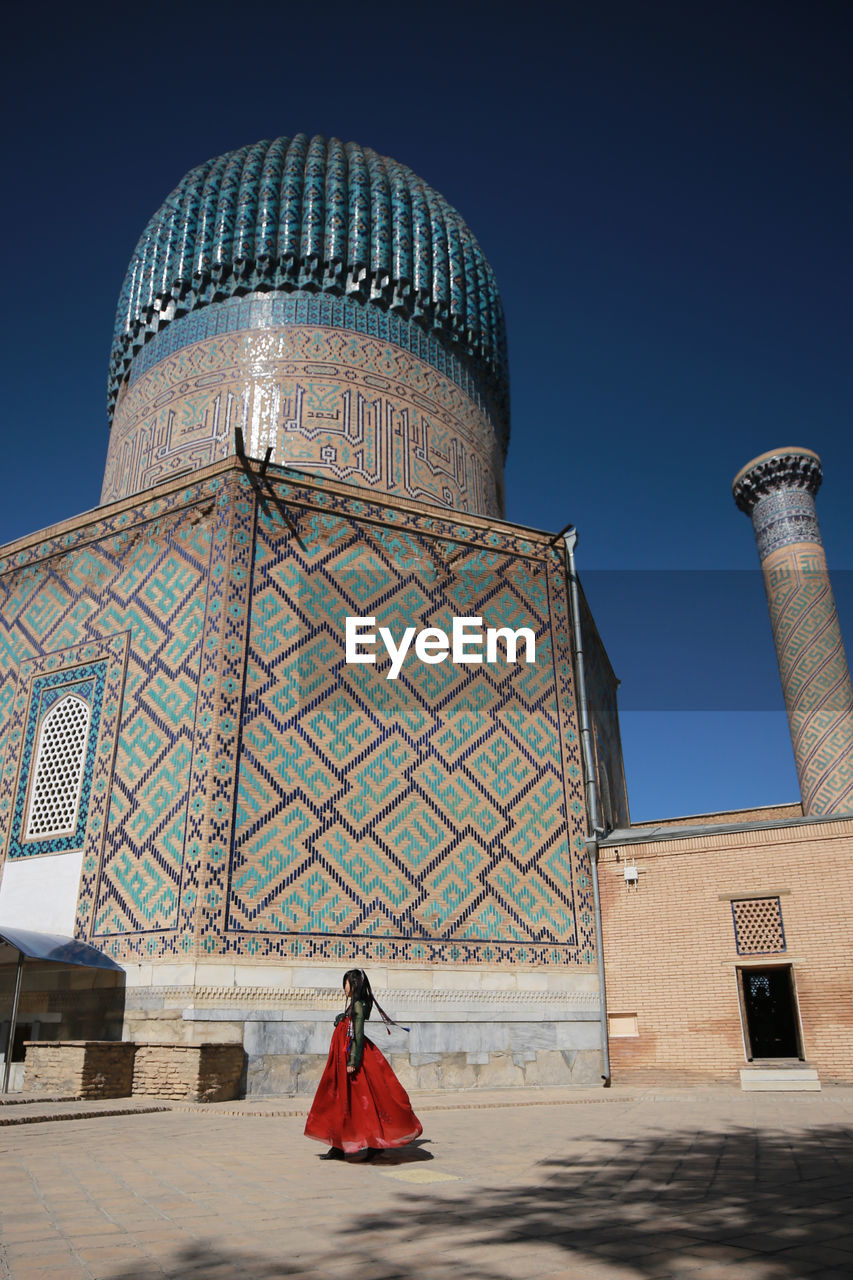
top-left (1, 0), bottom-right (850, 821)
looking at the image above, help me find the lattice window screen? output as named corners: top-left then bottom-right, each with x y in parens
top-left (732, 897), bottom-right (786, 954)
top-left (24, 695), bottom-right (91, 840)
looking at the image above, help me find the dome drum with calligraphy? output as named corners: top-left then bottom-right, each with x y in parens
top-left (104, 135), bottom-right (510, 517)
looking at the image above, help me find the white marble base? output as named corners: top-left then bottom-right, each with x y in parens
top-left (119, 961), bottom-right (605, 1094)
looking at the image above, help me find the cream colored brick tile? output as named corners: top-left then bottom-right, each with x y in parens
top-left (291, 966), bottom-right (347, 988)
top-left (194, 963), bottom-right (236, 987)
top-left (386, 968), bottom-right (432, 989)
top-left (148, 963), bottom-right (196, 987)
top-left (120, 963), bottom-right (154, 988)
top-left (432, 969), bottom-right (483, 990)
top-left (234, 965), bottom-right (293, 988)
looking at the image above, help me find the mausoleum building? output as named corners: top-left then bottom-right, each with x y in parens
top-left (0, 136), bottom-right (625, 1094)
top-left (1, 137), bottom-right (851, 1096)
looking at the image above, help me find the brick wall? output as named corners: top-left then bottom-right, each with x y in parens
top-left (600, 816), bottom-right (853, 1084)
top-left (24, 1041), bottom-right (135, 1098)
top-left (641, 802), bottom-right (803, 829)
top-left (132, 1043), bottom-right (245, 1101)
top-left (24, 1040), bottom-right (245, 1100)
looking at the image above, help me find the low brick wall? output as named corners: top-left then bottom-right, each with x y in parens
top-left (23, 1041), bottom-right (245, 1101)
top-left (24, 1041), bottom-right (135, 1099)
top-left (132, 1043), bottom-right (245, 1101)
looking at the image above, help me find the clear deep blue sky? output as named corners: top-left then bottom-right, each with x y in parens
top-left (1, 0), bottom-right (850, 821)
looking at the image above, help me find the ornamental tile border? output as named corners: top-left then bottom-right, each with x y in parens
top-left (0, 461), bottom-right (552, 578)
top-left (128, 294), bottom-right (497, 425)
top-left (6, 661), bottom-right (108, 859)
top-left (135, 985), bottom-right (600, 1007)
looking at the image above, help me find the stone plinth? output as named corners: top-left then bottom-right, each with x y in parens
top-left (23, 1041), bottom-right (135, 1099)
top-left (120, 962), bottom-right (604, 1097)
top-left (131, 1043), bottom-right (245, 1102)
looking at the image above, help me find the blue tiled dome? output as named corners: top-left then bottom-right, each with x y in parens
top-left (109, 135), bottom-right (509, 434)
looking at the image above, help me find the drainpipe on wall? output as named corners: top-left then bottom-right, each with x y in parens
top-left (563, 529), bottom-right (611, 1086)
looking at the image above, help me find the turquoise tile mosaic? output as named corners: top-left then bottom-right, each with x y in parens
top-left (109, 135), bottom-right (509, 441)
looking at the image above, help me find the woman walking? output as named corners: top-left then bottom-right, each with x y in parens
top-left (305, 969), bottom-right (423, 1160)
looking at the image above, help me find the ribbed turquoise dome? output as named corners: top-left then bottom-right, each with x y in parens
top-left (109, 135), bottom-right (509, 433)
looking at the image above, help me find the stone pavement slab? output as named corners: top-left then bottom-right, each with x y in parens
top-left (0, 1087), bottom-right (852, 1278)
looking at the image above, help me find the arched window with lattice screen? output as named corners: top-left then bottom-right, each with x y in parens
top-left (24, 695), bottom-right (92, 841)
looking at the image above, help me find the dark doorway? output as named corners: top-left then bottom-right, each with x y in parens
top-left (740, 966), bottom-right (802, 1059)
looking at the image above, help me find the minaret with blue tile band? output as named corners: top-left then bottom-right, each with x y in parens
top-left (734, 447), bottom-right (853, 815)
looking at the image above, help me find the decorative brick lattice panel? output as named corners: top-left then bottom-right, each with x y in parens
top-left (732, 897), bottom-right (786, 954)
top-left (25, 695), bottom-right (91, 838)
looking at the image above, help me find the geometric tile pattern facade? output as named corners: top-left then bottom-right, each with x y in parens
top-left (0, 482), bottom-right (218, 952)
top-left (89, 497), bottom-right (219, 950)
top-left (0, 461), bottom-right (595, 968)
top-left (103, 296), bottom-right (505, 517)
top-left (731, 896), bottom-right (786, 955)
top-left (225, 476), bottom-right (593, 966)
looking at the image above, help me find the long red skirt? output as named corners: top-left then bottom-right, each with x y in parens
top-left (304, 1020), bottom-right (423, 1153)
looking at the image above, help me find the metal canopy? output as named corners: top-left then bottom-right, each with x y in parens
top-left (0, 926), bottom-right (124, 971)
top-left (0, 927), bottom-right (124, 1092)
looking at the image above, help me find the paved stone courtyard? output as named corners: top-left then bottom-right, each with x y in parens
top-left (1, 1086), bottom-right (852, 1279)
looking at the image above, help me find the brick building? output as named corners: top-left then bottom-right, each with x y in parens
top-left (600, 805), bottom-right (853, 1087)
top-left (597, 447), bottom-right (853, 1089)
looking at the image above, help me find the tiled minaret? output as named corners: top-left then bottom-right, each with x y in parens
top-left (733, 447), bottom-right (853, 815)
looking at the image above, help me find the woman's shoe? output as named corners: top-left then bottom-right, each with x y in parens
top-left (319, 1147), bottom-right (345, 1161)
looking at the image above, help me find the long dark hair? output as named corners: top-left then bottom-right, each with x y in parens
top-left (343, 968), bottom-right (374, 1020)
top-left (342, 969), bottom-right (409, 1034)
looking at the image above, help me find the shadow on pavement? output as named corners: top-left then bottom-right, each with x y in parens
top-left (358, 1122), bottom-right (853, 1278)
top-left (373, 1137), bottom-right (434, 1164)
top-left (104, 1122), bottom-right (853, 1279)
top-left (108, 1245), bottom-right (300, 1278)
top-left (104, 1242), bottom-right (474, 1280)
top-left (310, 1139), bottom-right (433, 1165)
